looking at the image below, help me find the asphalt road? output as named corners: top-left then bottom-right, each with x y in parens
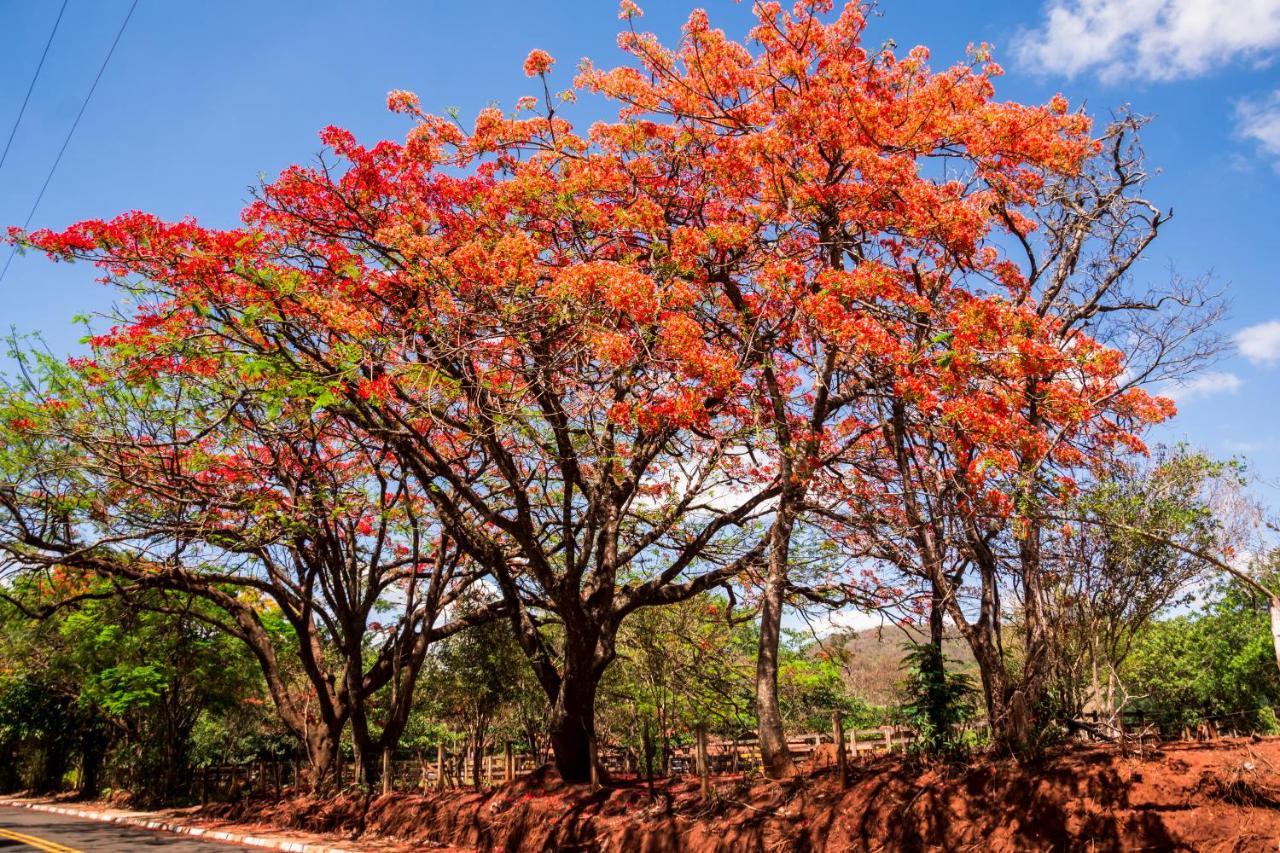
top-left (0, 805), bottom-right (240, 852)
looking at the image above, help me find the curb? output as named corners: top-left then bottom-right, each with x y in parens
top-left (0, 799), bottom-right (361, 852)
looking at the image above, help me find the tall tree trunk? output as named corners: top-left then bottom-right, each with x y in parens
top-left (546, 663), bottom-right (599, 784)
top-left (521, 596), bottom-right (614, 785)
top-left (351, 726), bottom-right (382, 789)
top-left (923, 579), bottom-right (950, 737)
top-left (969, 631), bottom-right (1010, 745)
top-left (77, 726), bottom-right (107, 798)
top-left (756, 505), bottom-right (796, 779)
top-left (1012, 524), bottom-right (1051, 755)
top-left (470, 735), bottom-right (484, 789)
top-left (930, 580), bottom-right (945, 651)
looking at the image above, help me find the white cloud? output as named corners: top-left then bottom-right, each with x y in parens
top-left (1015, 0), bottom-right (1280, 81)
top-left (1237, 90), bottom-right (1280, 162)
top-left (1162, 370), bottom-right (1243, 401)
top-left (1237, 319), bottom-right (1280, 364)
top-left (800, 607), bottom-right (889, 637)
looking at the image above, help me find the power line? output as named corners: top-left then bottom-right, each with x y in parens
top-left (0, 0), bottom-right (140, 286)
top-left (0, 0), bottom-right (69, 173)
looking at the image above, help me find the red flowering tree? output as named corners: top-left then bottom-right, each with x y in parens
top-left (809, 113), bottom-right (1218, 753)
top-left (10, 57), bottom-right (779, 785)
top-left (7, 0), bottom-right (1197, 777)
top-left (576, 0), bottom-right (1138, 770)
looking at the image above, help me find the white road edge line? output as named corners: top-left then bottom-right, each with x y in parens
top-left (0, 800), bottom-right (361, 853)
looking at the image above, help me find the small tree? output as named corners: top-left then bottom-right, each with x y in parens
top-left (0, 575), bottom-right (262, 801)
top-left (1043, 447), bottom-right (1237, 724)
top-left (897, 641), bottom-right (979, 757)
top-left (600, 594), bottom-right (755, 776)
top-left (0, 346), bottom-right (495, 789)
top-left (420, 601), bottom-right (529, 787)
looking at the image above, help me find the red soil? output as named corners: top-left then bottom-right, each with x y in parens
top-left (205, 737), bottom-right (1280, 851)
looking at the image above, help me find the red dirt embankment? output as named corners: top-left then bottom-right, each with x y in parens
top-left (204, 737), bottom-right (1280, 851)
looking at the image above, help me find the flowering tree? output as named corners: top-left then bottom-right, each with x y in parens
top-left (0, 347), bottom-right (493, 787)
top-left (10, 53), bottom-right (779, 785)
top-left (578, 0), bottom-right (1135, 769)
top-left (811, 113), bottom-right (1217, 753)
top-left (7, 0), bottom-right (1196, 778)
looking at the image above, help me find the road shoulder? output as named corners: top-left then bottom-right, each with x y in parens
top-left (0, 797), bottom-right (376, 852)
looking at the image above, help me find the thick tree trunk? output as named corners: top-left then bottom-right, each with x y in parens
top-left (546, 636), bottom-right (602, 785)
top-left (303, 728), bottom-right (342, 792)
top-left (351, 732), bottom-right (385, 789)
top-left (1012, 527), bottom-right (1051, 756)
top-left (77, 727), bottom-right (107, 798)
top-left (971, 630), bottom-right (1036, 756)
top-left (970, 635), bottom-right (1010, 744)
top-left (547, 678), bottom-right (598, 784)
top-left (756, 508), bottom-right (796, 779)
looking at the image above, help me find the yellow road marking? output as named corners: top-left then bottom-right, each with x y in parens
top-left (0, 826), bottom-right (82, 853)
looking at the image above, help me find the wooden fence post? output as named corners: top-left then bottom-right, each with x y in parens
top-left (436, 742), bottom-right (447, 791)
top-left (504, 741), bottom-right (514, 784)
top-left (382, 747), bottom-right (392, 796)
top-left (833, 711), bottom-right (847, 788)
top-left (695, 726), bottom-right (710, 799)
top-left (588, 732), bottom-right (601, 790)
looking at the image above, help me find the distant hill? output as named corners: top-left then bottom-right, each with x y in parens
top-left (828, 624), bottom-right (978, 707)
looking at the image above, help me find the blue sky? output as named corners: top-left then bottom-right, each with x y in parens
top-left (2, 0), bottom-right (1279, 496)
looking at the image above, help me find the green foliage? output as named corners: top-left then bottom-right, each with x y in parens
top-left (418, 601), bottom-right (536, 755)
top-left (897, 641), bottom-right (979, 756)
top-left (1123, 573), bottom-right (1280, 732)
top-left (1044, 447), bottom-right (1246, 723)
top-left (778, 629), bottom-right (882, 732)
top-left (600, 594), bottom-right (755, 764)
top-left (0, 577), bottom-right (269, 801)
top-left (600, 600), bottom-right (885, 769)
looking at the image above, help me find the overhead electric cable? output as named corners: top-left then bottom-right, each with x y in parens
top-left (0, 0), bottom-right (69, 173)
top-left (0, 0), bottom-right (140, 285)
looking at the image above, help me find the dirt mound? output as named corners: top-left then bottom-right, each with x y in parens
top-left (204, 737), bottom-right (1280, 851)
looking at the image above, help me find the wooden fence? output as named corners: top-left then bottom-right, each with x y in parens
top-left (664, 724), bottom-right (928, 775)
top-left (195, 721), bottom-right (936, 802)
top-left (197, 746), bottom-right (543, 803)
top-left (200, 706), bottom-right (1274, 802)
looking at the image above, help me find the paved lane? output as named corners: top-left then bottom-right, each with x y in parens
top-left (0, 805), bottom-right (241, 851)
